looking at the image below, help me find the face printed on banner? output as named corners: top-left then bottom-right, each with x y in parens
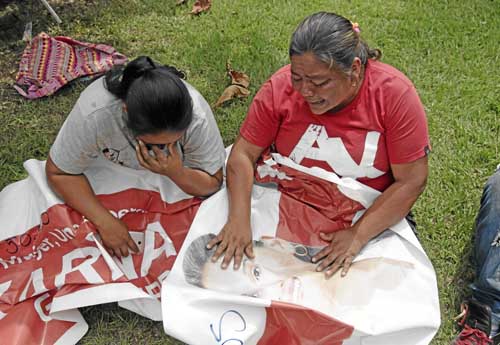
top-left (201, 256), bottom-right (282, 296)
top-left (183, 234), bottom-right (416, 311)
top-left (183, 235), bottom-right (318, 298)
top-left (204, 238), bottom-right (315, 296)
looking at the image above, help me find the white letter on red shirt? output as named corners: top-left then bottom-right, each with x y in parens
top-left (289, 125), bottom-right (384, 178)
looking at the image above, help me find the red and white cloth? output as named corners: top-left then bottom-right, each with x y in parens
top-left (0, 159), bottom-right (200, 345)
top-left (161, 152), bottom-right (440, 345)
top-left (0, 153), bottom-right (440, 344)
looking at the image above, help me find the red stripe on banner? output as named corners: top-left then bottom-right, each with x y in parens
top-left (0, 188), bottom-right (200, 345)
top-left (275, 165), bottom-right (364, 226)
top-left (276, 194), bottom-right (347, 247)
top-left (258, 301), bottom-right (353, 345)
top-left (0, 291), bottom-right (79, 345)
top-left (255, 155), bottom-right (364, 246)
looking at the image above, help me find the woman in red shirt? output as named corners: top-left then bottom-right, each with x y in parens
top-left (208, 12), bottom-right (430, 277)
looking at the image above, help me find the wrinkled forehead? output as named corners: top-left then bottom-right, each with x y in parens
top-left (290, 53), bottom-right (347, 79)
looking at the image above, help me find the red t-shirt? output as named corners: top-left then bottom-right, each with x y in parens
top-left (240, 60), bottom-right (430, 192)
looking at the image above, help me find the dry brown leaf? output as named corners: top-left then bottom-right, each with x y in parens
top-left (191, 0), bottom-right (211, 15)
top-left (214, 85), bottom-right (250, 107)
top-left (214, 61), bottom-right (251, 107)
top-left (226, 61), bottom-right (250, 88)
top-left (228, 69), bottom-right (250, 88)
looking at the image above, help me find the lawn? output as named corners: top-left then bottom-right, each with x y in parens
top-left (0, 0), bottom-right (499, 344)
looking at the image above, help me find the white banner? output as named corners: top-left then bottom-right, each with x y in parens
top-left (162, 153), bottom-right (440, 345)
top-left (0, 155), bottom-right (440, 344)
top-left (0, 159), bottom-right (200, 345)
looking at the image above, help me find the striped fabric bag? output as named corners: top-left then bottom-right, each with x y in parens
top-left (14, 32), bottom-right (127, 99)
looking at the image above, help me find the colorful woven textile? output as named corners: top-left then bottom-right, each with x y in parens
top-left (14, 32), bottom-right (127, 99)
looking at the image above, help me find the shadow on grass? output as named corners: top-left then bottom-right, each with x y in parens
top-left (0, 0), bottom-right (110, 84)
top-left (80, 303), bottom-right (185, 345)
top-left (0, 0), bottom-right (107, 42)
top-left (450, 225), bottom-right (476, 332)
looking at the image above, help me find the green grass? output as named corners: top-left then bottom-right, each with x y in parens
top-left (1, 0), bottom-right (499, 344)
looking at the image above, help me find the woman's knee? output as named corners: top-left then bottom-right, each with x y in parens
top-left (480, 170), bottom-right (500, 215)
top-left (485, 170), bottom-right (500, 196)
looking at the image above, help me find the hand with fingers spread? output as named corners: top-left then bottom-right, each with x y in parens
top-left (206, 219), bottom-right (254, 270)
top-left (97, 215), bottom-right (139, 257)
top-left (136, 140), bottom-right (183, 178)
top-left (312, 227), bottom-right (365, 278)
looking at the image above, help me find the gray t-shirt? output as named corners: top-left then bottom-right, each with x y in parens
top-left (50, 77), bottom-right (225, 175)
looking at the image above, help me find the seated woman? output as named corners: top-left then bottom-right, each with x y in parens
top-left (46, 56), bottom-right (225, 258)
top-left (208, 12), bottom-right (430, 277)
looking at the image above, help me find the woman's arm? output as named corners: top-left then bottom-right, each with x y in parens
top-left (136, 141), bottom-right (223, 197)
top-left (168, 166), bottom-right (223, 197)
top-left (351, 155), bottom-right (428, 242)
top-left (313, 155), bottom-right (428, 277)
top-left (206, 136), bottom-right (265, 269)
top-left (45, 156), bottom-right (139, 257)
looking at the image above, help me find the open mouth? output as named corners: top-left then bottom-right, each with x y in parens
top-left (308, 99), bottom-right (325, 106)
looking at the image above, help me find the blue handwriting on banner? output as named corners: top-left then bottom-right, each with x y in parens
top-left (210, 310), bottom-right (246, 345)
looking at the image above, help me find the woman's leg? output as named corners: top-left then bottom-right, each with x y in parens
top-left (470, 169), bottom-right (500, 336)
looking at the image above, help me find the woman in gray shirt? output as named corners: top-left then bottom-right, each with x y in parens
top-left (46, 56), bottom-right (225, 258)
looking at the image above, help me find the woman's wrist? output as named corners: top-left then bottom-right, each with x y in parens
top-left (161, 164), bottom-right (185, 180)
top-left (350, 224), bottom-right (371, 248)
top-left (91, 208), bottom-right (117, 230)
top-left (227, 214), bottom-right (251, 231)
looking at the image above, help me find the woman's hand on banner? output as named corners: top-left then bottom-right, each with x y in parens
top-left (207, 220), bottom-right (255, 270)
top-left (97, 216), bottom-right (139, 257)
top-left (312, 228), bottom-right (364, 278)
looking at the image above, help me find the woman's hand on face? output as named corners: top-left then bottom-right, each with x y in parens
top-left (206, 219), bottom-right (254, 270)
top-left (312, 228), bottom-right (364, 278)
top-left (97, 216), bottom-right (139, 257)
top-left (136, 141), bottom-right (183, 178)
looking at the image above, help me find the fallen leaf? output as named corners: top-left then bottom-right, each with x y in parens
top-left (214, 62), bottom-right (251, 108)
top-left (229, 70), bottom-right (249, 88)
top-left (227, 66), bottom-right (250, 88)
top-left (214, 85), bottom-right (250, 107)
top-left (191, 0), bottom-right (211, 15)
top-left (226, 61), bottom-right (250, 87)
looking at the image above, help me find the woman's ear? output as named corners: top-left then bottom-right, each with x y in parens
top-left (351, 57), bottom-right (362, 83)
top-left (122, 103), bottom-right (127, 113)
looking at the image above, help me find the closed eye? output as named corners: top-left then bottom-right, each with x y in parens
top-left (311, 79), bottom-right (330, 87)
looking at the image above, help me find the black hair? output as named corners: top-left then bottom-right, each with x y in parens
top-left (105, 56), bottom-right (193, 135)
top-left (290, 12), bottom-right (381, 74)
